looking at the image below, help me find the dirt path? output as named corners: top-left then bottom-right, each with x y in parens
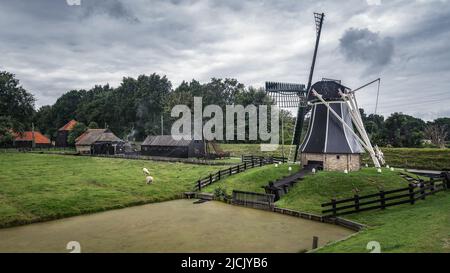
top-left (0, 199), bottom-right (353, 253)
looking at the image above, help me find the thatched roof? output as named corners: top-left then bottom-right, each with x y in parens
top-left (142, 135), bottom-right (194, 147)
top-left (96, 130), bottom-right (123, 142)
top-left (76, 129), bottom-right (123, 146)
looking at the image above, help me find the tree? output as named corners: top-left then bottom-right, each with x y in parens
top-left (0, 116), bottom-right (14, 146)
top-left (383, 113), bottom-right (425, 147)
top-left (432, 118), bottom-right (450, 141)
top-left (88, 121), bottom-right (99, 129)
top-left (424, 124), bottom-right (447, 148)
top-left (52, 89), bottom-right (86, 130)
top-left (67, 122), bottom-right (87, 146)
top-left (359, 109), bottom-right (385, 145)
top-left (34, 105), bottom-right (55, 139)
top-left (0, 71), bottom-right (35, 132)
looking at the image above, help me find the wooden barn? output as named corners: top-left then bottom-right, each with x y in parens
top-left (55, 120), bottom-right (78, 147)
top-left (141, 135), bottom-right (206, 158)
top-left (13, 131), bottom-right (52, 148)
top-left (75, 129), bottom-right (125, 155)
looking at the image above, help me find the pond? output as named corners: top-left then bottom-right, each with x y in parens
top-left (0, 199), bottom-right (353, 253)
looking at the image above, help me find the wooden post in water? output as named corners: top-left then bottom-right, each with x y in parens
top-left (312, 236), bottom-right (319, 250)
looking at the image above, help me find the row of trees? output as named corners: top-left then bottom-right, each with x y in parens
top-left (1, 70), bottom-right (449, 148)
top-left (360, 110), bottom-right (449, 148)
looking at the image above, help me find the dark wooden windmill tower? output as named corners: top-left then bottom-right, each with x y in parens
top-left (266, 13), bottom-right (385, 171)
top-left (266, 12), bottom-right (325, 162)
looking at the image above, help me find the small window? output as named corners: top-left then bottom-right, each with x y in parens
top-left (336, 155), bottom-right (341, 160)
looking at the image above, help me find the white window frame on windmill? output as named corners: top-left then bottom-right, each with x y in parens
top-left (310, 89), bottom-right (382, 171)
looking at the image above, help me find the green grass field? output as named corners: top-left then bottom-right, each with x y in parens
top-left (203, 163), bottom-right (301, 195)
top-left (317, 191), bottom-right (450, 253)
top-left (221, 144), bottom-right (450, 170)
top-left (203, 165), bottom-right (450, 253)
top-left (1, 150), bottom-right (448, 252)
top-left (276, 168), bottom-right (410, 214)
top-left (362, 148), bottom-right (450, 170)
top-left (0, 153), bottom-right (227, 228)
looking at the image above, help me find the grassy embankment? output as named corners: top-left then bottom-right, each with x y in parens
top-left (202, 163), bottom-right (450, 253)
top-left (0, 153), bottom-right (227, 228)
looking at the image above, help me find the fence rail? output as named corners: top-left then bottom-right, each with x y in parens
top-left (194, 157), bottom-right (275, 191)
top-left (241, 155), bottom-right (287, 164)
top-left (321, 179), bottom-right (448, 217)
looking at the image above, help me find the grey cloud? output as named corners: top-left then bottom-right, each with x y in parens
top-left (0, 0), bottom-right (449, 120)
top-left (80, 0), bottom-right (140, 23)
top-left (339, 28), bottom-right (394, 69)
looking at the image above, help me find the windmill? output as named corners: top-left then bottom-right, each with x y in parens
top-left (265, 12), bottom-right (325, 162)
top-left (265, 13), bottom-right (386, 171)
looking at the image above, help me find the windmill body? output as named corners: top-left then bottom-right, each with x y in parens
top-left (300, 80), bottom-right (364, 171)
top-left (265, 12), bottom-right (385, 170)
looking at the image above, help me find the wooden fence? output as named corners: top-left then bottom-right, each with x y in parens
top-left (322, 179), bottom-right (447, 217)
top-left (194, 157), bottom-right (275, 191)
top-left (232, 190), bottom-right (275, 211)
top-left (241, 155), bottom-right (287, 164)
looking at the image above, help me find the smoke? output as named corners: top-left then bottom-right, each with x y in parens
top-left (339, 28), bottom-right (394, 70)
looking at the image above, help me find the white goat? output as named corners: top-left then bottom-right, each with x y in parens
top-left (142, 168), bottom-right (150, 176)
top-left (146, 176), bottom-right (154, 185)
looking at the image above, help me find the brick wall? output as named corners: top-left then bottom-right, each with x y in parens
top-left (301, 153), bottom-right (361, 172)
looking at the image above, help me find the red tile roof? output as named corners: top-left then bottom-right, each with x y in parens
top-left (58, 120), bottom-right (78, 131)
top-left (14, 131), bottom-right (51, 144)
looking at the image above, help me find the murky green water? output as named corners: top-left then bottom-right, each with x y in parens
top-left (0, 199), bottom-right (353, 253)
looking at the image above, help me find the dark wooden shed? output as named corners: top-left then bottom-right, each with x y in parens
top-left (141, 135), bottom-right (205, 158)
top-left (55, 120), bottom-right (78, 147)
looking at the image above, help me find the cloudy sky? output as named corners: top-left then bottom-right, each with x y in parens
top-left (1, 0), bottom-right (449, 120)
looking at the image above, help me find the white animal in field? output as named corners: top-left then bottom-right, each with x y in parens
top-left (146, 176), bottom-right (154, 185)
top-left (143, 168), bottom-right (150, 176)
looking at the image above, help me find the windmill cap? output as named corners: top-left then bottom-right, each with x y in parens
top-left (308, 80), bottom-right (350, 102)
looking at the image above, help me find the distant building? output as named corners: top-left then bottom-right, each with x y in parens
top-left (56, 120), bottom-right (78, 147)
top-left (141, 135), bottom-right (205, 158)
top-left (13, 131), bottom-right (52, 148)
top-left (75, 128), bottom-right (126, 155)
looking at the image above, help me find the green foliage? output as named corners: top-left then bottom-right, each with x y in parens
top-left (0, 116), bottom-right (14, 145)
top-left (88, 121), bottom-right (99, 129)
top-left (0, 71), bottom-right (35, 132)
top-left (382, 112), bottom-right (425, 147)
top-left (67, 122), bottom-right (87, 146)
top-left (34, 105), bottom-right (55, 139)
top-left (213, 186), bottom-right (227, 200)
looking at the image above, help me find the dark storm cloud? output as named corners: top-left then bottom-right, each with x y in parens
top-left (339, 28), bottom-right (394, 68)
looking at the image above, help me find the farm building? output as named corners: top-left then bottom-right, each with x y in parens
top-left (13, 131), bottom-right (52, 148)
top-left (141, 135), bottom-right (206, 158)
top-left (75, 129), bottom-right (126, 155)
top-left (55, 120), bottom-right (78, 147)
